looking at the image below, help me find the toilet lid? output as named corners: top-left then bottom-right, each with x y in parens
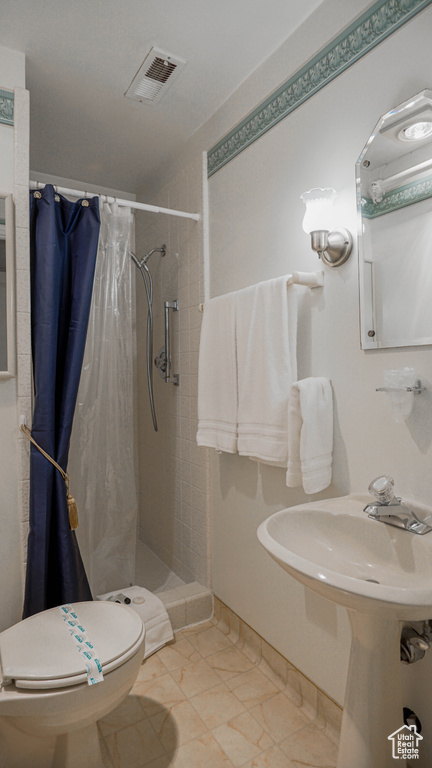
top-left (0, 601), bottom-right (145, 689)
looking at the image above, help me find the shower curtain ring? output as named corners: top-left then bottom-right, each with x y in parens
top-left (33, 180), bottom-right (42, 199)
top-left (82, 190), bottom-right (90, 207)
top-left (54, 185), bottom-right (60, 203)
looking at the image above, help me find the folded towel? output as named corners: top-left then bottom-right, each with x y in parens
top-left (196, 292), bottom-right (238, 453)
top-left (236, 276), bottom-right (297, 463)
top-left (286, 377), bottom-right (333, 494)
top-left (97, 585), bottom-right (174, 659)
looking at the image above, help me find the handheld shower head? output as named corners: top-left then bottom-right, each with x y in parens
top-left (129, 244), bottom-right (166, 433)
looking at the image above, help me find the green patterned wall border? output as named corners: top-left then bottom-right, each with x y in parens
top-left (362, 174), bottom-right (432, 218)
top-left (0, 89), bottom-right (14, 126)
top-left (207, 0), bottom-right (432, 177)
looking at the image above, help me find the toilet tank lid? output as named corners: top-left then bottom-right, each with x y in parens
top-left (0, 601), bottom-right (144, 685)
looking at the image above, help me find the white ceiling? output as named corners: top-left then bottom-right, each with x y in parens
top-left (1, 0), bottom-right (325, 194)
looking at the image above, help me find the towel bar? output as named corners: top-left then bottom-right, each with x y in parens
top-left (198, 271), bottom-right (324, 311)
top-left (286, 271), bottom-right (324, 288)
top-left (376, 379), bottom-right (425, 394)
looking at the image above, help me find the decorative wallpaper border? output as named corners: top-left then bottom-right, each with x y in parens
top-left (362, 174), bottom-right (432, 218)
top-left (207, 0), bottom-right (432, 177)
top-left (0, 89), bottom-right (14, 126)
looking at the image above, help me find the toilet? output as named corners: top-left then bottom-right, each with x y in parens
top-left (0, 600), bottom-right (146, 768)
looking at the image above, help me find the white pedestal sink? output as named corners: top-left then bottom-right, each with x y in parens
top-left (257, 494), bottom-right (432, 768)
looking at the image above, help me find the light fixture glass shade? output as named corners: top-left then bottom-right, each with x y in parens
top-left (301, 187), bottom-right (337, 233)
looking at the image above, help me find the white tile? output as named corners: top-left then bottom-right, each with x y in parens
top-left (16, 268), bottom-right (30, 313)
top-left (16, 311), bottom-right (31, 356)
top-left (14, 184), bottom-right (29, 229)
top-left (15, 226), bottom-right (29, 271)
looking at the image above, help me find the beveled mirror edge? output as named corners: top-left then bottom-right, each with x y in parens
top-left (0, 193), bottom-right (16, 379)
top-left (356, 93), bottom-right (432, 351)
top-left (356, 150), bottom-right (378, 351)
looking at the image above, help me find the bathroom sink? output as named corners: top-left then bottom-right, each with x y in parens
top-left (258, 494), bottom-right (432, 767)
top-left (257, 493), bottom-right (432, 620)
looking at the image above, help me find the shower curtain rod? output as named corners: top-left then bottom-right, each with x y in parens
top-left (29, 180), bottom-right (200, 222)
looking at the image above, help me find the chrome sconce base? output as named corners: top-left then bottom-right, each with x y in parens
top-left (310, 228), bottom-right (353, 268)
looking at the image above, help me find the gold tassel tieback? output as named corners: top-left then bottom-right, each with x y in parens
top-left (64, 474), bottom-right (79, 531)
top-left (21, 424), bottom-right (79, 531)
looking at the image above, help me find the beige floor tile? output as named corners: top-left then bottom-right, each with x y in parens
top-left (104, 718), bottom-right (165, 768)
top-left (141, 756), bottom-right (179, 768)
top-left (177, 620), bottom-right (214, 638)
top-left (237, 623), bottom-right (262, 663)
top-left (279, 724), bottom-right (338, 768)
top-left (171, 658), bottom-right (222, 697)
top-left (95, 612), bottom-right (337, 768)
top-left (212, 711), bottom-right (274, 767)
top-left (173, 731), bottom-right (234, 768)
top-left (134, 674), bottom-right (185, 717)
top-left (99, 694), bottom-right (148, 737)
top-left (157, 637), bottom-right (201, 670)
top-left (316, 690), bottom-right (342, 744)
top-left (239, 745), bottom-right (295, 768)
top-left (207, 646), bottom-right (257, 681)
top-left (100, 737), bottom-right (115, 768)
top-left (135, 655), bottom-right (168, 682)
top-left (190, 682), bottom-right (246, 729)
top-left (150, 700), bottom-right (207, 750)
top-left (188, 625), bottom-right (233, 657)
top-left (250, 692), bottom-right (309, 744)
top-left (257, 659), bottom-right (286, 691)
top-left (227, 668), bottom-right (279, 709)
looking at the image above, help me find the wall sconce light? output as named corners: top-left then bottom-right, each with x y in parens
top-left (301, 187), bottom-right (353, 268)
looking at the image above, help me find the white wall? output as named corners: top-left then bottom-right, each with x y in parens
top-left (0, 46), bottom-right (26, 631)
top-left (206, 18), bottom-right (432, 751)
top-left (138, 0), bottom-right (432, 745)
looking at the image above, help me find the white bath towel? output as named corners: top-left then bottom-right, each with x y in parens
top-left (97, 586), bottom-right (174, 659)
top-left (286, 377), bottom-right (333, 494)
top-left (236, 276), bottom-right (297, 463)
top-left (196, 292), bottom-right (238, 453)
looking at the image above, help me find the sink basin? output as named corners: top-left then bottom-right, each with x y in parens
top-left (257, 494), bottom-right (432, 768)
top-left (257, 493), bottom-right (432, 620)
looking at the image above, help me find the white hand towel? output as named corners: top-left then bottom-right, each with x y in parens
top-left (196, 292), bottom-right (238, 453)
top-left (97, 586), bottom-right (174, 659)
top-left (236, 276), bottom-right (297, 463)
top-left (286, 377), bottom-right (333, 494)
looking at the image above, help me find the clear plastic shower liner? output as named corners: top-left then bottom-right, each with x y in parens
top-left (69, 202), bottom-right (137, 596)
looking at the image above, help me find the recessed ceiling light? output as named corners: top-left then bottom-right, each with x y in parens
top-left (399, 121), bottom-right (432, 141)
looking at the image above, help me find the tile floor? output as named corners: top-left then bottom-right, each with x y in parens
top-left (99, 618), bottom-right (338, 768)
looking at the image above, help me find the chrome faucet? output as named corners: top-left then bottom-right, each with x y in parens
top-left (364, 476), bottom-right (432, 535)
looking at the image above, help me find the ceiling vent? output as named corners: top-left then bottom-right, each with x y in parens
top-left (125, 48), bottom-right (186, 105)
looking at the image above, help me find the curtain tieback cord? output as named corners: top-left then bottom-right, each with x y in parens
top-left (20, 424), bottom-right (79, 531)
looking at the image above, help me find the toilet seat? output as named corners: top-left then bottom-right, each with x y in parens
top-left (0, 601), bottom-right (145, 690)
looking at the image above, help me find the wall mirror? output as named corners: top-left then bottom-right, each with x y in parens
top-left (0, 194), bottom-right (16, 378)
top-left (357, 90), bottom-right (432, 349)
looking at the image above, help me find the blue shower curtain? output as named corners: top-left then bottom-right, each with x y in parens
top-left (23, 184), bottom-right (100, 618)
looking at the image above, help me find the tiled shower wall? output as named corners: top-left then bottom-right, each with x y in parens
top-left (135, 154), bottom-right (210, 587)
